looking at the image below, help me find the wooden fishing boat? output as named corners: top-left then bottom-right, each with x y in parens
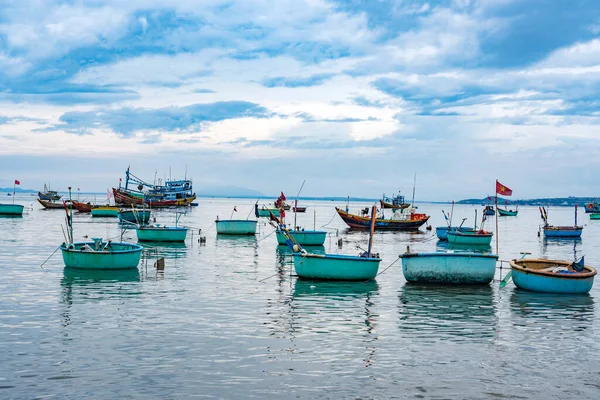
top-left (293, 206), bottom-right (307, 213)
top-left (497, 208), bottom-right (518, 216)
top-left (589, 213), bottom-right (600, 220)
top-left (447, 230), bottom-right (493, 246)
top-left (91, 206), bottom-right (119, 217)
top-left (118, 209), bottom-right (151, 224)
top-left (0, 204), bottom-right (24, 215)
top-left (276, 228), bottom-right (326, 246)
top-left (510, 258), bottom-right (596, 294)
top-left (38, 184), bottom-right (61, 201)
top-left (137, 225), bottom-right (188, 242)
top-left (254, 204), bottom-right (281, 218)
top-left (401, 251), bottom-right (499, 284)
top-left (215, 219), bottom-right (257, 235)
top-left (292, 253), bottom-right (381, 280)
top-left (436, 226), bottom-right (474, 241)
top-left (380, 192), bottom-right (410, 209)
top-left (335, 207), bottom-right (428, 230)
top-left (61, 238), bottom-right (143, 270)
top-left (113, 167), bottom-right (196, 207)
top-left (38, 198), bottom-right (71, 209)
top-left (72, 201), bottom-right (95, 213)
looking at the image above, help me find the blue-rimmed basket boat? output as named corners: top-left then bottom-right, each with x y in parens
top-left (447, 230), bottom-right (493, 246)
top-left (215, 219), bottom-right (257, 235)
top-left (118, 209), bottom-right (151, 224)
top-left (510, 258), bottom-right (596, 294)
top-left (292, 253), bottom-right (381, 280)
top-left (401, 251), bottom-right (498, 284)
top-left (276, 229), bottom-right (326, 246)
top-left (60, 238), bottom-right (143, 270)
top-left (436, 226), bottom-right (474, 241)
top-left (0, 204), bottom-right (24, 216)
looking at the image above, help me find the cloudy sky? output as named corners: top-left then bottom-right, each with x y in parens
top-left (1, 0), bottom-right (599, 200)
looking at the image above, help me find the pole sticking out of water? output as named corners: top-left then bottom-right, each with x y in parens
top-left (294, 180), bottom-right (306, 230)
top-left (410, 173), bottom-right (417, 208)
top-left (68, 187), bottom-right (73, 244)
top-left (495, 180), bottom-right (499, 255)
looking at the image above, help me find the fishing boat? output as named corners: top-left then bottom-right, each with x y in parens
top-left (118, 209), bottom-right (151, 224)
top-left (72, 201), bottom-right (95, 213)
top-left (539, 206), bottom-right (583, 238)
top-left (584, 201), bottom-right (600, 213)
top-left (137, 212), bottom-right (188, 242)
top-left (335, 207), bottom-right (428, 230)
top-left (483, 205), bottom-right (495, 216)
top-left (0, 204), bottom-right (24, 216)
top-left (509, 258), bottom-right (596, 294)
top-left (380, 192), bottom-right (410, 209)
top-left (215, 219), bottom-right (257, 235)
top-left (436, 226), bottom-right (473, 241)
top-left (91, 206), bottom-right (120, 217)
top-left (38, 184), bottom-right (61, 201)
top-left (401, 250), bottom-right (499, 284)
top-left (113, 167), bottom-right (196, 207)
top-left (286, 206), bottom-right (382, 281)
top-left (447, 230), bottom-right (493, 246)
top-left (59, 188), bottom-right (143, 270)
top-left (293, 206), bottom-right (307, 213)
top-left (38, 198), bottom-right (71, 209)
top-left (590, 213), bottom-right (600, 220)
top-left (254, 204), bottom-right (281, 218)
top-left (275, 227), bottom-right (326, 246)
top-left (497, 207), bottom-right (518, 216)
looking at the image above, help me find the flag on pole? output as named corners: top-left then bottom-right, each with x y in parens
top-left (233, 206), bottom-right (237, 212)
top-left (280, 191), bottom-right (286, 201)
top-left (14, 180), bottom-right (20, 185)
top-left (496, 180), bottom-right (513, 196)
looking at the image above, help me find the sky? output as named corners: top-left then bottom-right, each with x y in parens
top-left (1, 0), bottom-right (600, 201)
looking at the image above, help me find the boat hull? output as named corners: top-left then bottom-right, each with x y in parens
top-left (510, 259), bottom-right (596, 294)
top-left (0, 204), bottom-right (24, 215)
top-left (215, 220), bottom-right (257, 235)
top-left (436, 226), bottom-right (474, 241)
top-left (543, 226), bottom-right (583, 238)
top-left (72, 201), bottom-right (94, 213)
top-left (276, 230), bottom-right (326, 246)
top-left (380, 200), bottom-right (410, 210)
top-left (590, 213), bottom-right (600, 220)
top-left (401, 252), bottom-right (499, 284)
top-left (37, 198), bottom-right (69, 209)
top-left (292, 253), bottom-right (381, 280)
top-left (118, 210), bottom-right (151, 224)
top-left (113, 188), bottom-right (196, 208)
top-left (335, 207), bottom-right (428, 230)
top-left (91, 206), bottom-right (119, 217)
top-left (60, 241), bottom-right (143, 270)
top-left (497, 209), bottom-right (518, 216)
top-left (136, 227), bottom-right (188, 242)
top-left (256, 208), bottom-right (281, 218)
top-left (447, 231), bottom-right (493, 246)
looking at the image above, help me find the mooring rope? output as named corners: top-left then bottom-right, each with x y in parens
top-left (39, 246), bottom-right (60, 270)
top-left (375, 255), bottom-right (401, 277)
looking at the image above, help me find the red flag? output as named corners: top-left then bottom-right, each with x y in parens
top-left (280, 208), bottom-right (285, 218)
top-left (14, 180), bottom-right (20, 185)
top-left (280, 191), bottom-right (286, 201)
top-left (496, 180), bottom-right (513, 196)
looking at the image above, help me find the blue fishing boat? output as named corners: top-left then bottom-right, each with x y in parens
top-left (276, 227), bottom-right (326, 246)
top-left (509, 258), bottom-right (596, 294)
top-left (91, 206), bottom-right (119, 217)
top-left (254, 204), bottom-right (281, 218)
top-left (539, 206), bottom-right (583, 238)
top-left (401, 250), bottom-right (498, 284)
top-left (61, 238), bottom-right (143, 270)
top-left (436, 226), bottom-right (473, 241)
top-left (215, 219), bottom-right (257, 235)
top-left (483, 205), bottom-right (495, 216)
top-left (283, 205), bottom-right (382, 281)
top-left (447, 230), bottom-right (493, 246)
top-left (38, 184), bottom-right (61, 201)
top-left (0, 204), bottom-right (24, 216)
top-left (136, 212), bottom-right (188, 242)
top-left (584, 200), bottom-right (599, 213)
top-left (118, 209), bottom-right (151, 224)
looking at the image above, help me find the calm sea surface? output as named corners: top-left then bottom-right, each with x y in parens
top-left (1, 195), bottom-right (599, 399)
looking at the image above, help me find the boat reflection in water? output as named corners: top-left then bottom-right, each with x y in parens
top-left (61, 268), bottom-right (141, 304)
top-left (509, 289), bottom-right (594, 332)
top-left (397, 284), bottom-right (496, 342)
top-left (140, 241), bottom-right (188, 260)
top-left (436, 241), bottom-right (492, 254)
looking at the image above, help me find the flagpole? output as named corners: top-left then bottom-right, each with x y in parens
top-left (12, 181), bottom-right (15, 204)
top-left (495, 180), bottom-right (499, 255)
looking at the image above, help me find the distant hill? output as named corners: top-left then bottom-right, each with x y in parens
top-left (457, 196), bottom-right (597, 207)
top-left (0, 187), bottom-right (37, 193)
top-left (197, 185), bottom-right (265, 198)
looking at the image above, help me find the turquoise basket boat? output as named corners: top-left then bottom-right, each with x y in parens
top-left (590, 213), bottom-right (600, 220)
top-left (60, 238), bottom-right (143, 270)
top-left (118, 209), bottom-right (151, 224)
top-left (447, 230), bottom-right (493, 246)
top-left (401, 251), bottom-right (499, 284)
top-left (510, 258), bottom-right (596, 294)
top-left (91, 206), bottom-right (119, 217)
top-left (215, 219), bottom-right (257, 235)
top-left (276, 229), bottom-right (326, 246)
top-left (435, 226), bottom-right (473, 241)
top-left (254, 205), bottom-right (281, 218)
top-left (0, 204), bottom-right (24, 216)
top-left (292, 253), bottom-right (381, 281)
top-left (136, 226), bottom-right (188, 242)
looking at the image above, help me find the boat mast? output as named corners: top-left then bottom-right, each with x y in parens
top-left (367, 204), bottom-right (377, 257)
top-left (410, 173), bottom-right (417, 208)
top-left (294, 180), bottom-right (306, 230)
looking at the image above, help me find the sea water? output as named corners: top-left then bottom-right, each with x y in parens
top-left (1, 195), bottom-right (599, 399)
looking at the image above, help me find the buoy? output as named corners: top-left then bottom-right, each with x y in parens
top-left (154, 257), bottom-right (165, 270)
top-left (293, 244), bottom-right (300, 252)
top-left (199, 236), bottom-right (206, 243)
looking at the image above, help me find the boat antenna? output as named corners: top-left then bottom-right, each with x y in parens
top-left (411, 173), bottom-right (417, 208)
top-left (294, 180), bottom-right (306, 230)
top-left (367, 204), bottom-right (377, 257)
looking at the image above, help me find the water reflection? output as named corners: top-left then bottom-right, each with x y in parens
top-left (61, 267), bottom-right (141, 303)
top-left (140, 241), bottom-right (188, 260)
top-left (436, 241), bottom-right (493, 253)
top-left (397, 284), bottom-right (497, 341)
top-left (0, 214), bottom-right (23, 219)
top-left (509, 289), bottom-right (594, 331)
